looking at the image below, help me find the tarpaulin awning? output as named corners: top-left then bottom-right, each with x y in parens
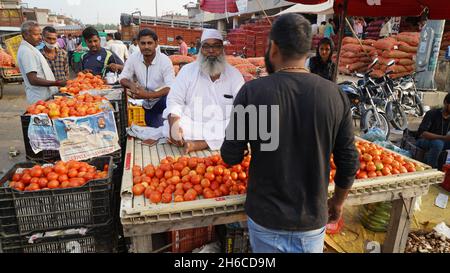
top-left (287, 0), bottom-right (450, 19)
top-left (274, 1), bottom-right (335, 16)
top-left (200, 0), bottom-right (239, 14)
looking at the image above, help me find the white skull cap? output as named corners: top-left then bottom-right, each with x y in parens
top-left (201, 29), bottom-right (223, 43)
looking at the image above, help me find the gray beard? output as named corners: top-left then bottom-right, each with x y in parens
top-left (198, 53), bottom-right (226, 77)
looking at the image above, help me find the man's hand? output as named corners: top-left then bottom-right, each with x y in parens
top-left (127, 85), bottom-right (151, 100)
top-left (81, 69), bottom-right (93, 74)
top-left (328, 196), bottom-right (345, 224)
top-left (55, 80), bottom-right (67, 87)
top-left (109, 63), bottom-right (120, 72)
top-left (443, 134), bottom-right (450, 142)
top-left (168, 115), bottom-right (184, 147)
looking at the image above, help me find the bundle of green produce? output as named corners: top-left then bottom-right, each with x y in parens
top-left (359, 202), bottom-right (392, 232)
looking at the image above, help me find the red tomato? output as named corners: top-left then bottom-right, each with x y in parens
top-left (47, 172), bottom-right (59, 181)
top-left (54, 164), bottom-right (68, 175)
top-left (30, 167), bottom-right (43, 178)
top-left (162, 193), bottom-right (172, 203)
top-left (38, 178), bottom-right (48, 188)
top-left (190, 175), bottom-right (201, 185)
top-left (232, 165), bottom-right (242, 173)
top-left (21, 173), bottom-right (32, 185)
top-left (164, 171), bottom-right (173, 180)
top-left (183, 182), bottom-right (193, 191)
top-left (174, 195), bottom-right (184, 202)
top-left (150, 191), bottom-right (162, 204)
top-left (181, 167), bottom-right (190, 177)
top-left (193, 184), bottom-right (203, 195)
top-left (188, 158), bottom-right (198, 169)
top-left (201, 179), bottom-right (211, 188)
top-left (12, 173), bottom-right (22, 182)
top-left (357, 171), bottom-right (368, 180)
top-left (214, 166), bottom-right (224, 176)
top-left (204, 172), bottom-right (215, 182)
top-left (47, 180), bottom-right (60, 189)
top-left (219, 184), bottom-right (230, 196)
top-left (42, 167), bottom-right (53, 176)
top-left (68, 169), bottom-right (78, 178)
top-left (238, 172), bottom-right (247, 181)
top-left (230, 172), bottom-right (238, 181)
top-left (132, 184), bottom-right (146, 196)
top-left (14, 182), bottom-right (25, 191)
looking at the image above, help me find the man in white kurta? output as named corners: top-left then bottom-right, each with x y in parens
top-left (163, 29), bottom-right (245, 153)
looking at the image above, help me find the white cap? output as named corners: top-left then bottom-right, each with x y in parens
top-left (201, 29), bottom-right (223, 43)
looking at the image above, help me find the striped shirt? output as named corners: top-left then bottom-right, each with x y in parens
top-left (40, 47), bottom-right (69, 81)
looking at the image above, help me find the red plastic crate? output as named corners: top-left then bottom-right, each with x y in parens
top-left (442, 164), bottom-right (450, 192)
top-left (170, 226), bottom-right (215, 253)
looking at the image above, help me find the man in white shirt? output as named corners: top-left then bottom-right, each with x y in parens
top-left (379, 17), bottom-right (392, 38)
top-left (105, 33), bottom-right (114, 50)
top-left (109, 32), bottom-right (129, 63)
top-left (17, 21), bottom-right (65, 104)
top-left (66, 34), bottom-right (77, 68)
top-left (129, 37), bottom-right (140, 56)
top-left (163, 29), bottom-right (245, 153)
top-left (119, 29), bottom-right (175, 128)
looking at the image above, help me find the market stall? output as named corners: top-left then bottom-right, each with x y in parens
top-left (120, 137), bottom-right (444, 253)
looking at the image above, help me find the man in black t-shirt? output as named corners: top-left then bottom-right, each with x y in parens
top-left (221, 14), bottom-right (359, 253)
top-left (416, 94), bottom-right (450, 168)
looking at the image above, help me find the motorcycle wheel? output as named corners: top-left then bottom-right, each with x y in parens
top-left (390, 102), bottom-right (408, 131)
top-left (361, 109), bottom-right (390, 140)
top-left (414, 95), bottom-right (425, 117)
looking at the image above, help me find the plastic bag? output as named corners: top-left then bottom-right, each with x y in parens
top-left (361, 128), bottom-right (387, 142)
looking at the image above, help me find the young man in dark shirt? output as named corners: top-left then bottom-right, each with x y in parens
top-left (416, 94), bottom-right (450, 169)
top-left (220, 13), bottom-right (359, 253)
top-left (80, 27), bottom-right (124, 77)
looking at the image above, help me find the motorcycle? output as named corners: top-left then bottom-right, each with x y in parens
top-left (339, 58), bottom-right (391, 140)
top-left (370, 60), bottom-right (409, 131)
top-left (393, 70), bottom-right (425, 117)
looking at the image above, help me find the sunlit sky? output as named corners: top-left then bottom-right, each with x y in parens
top-left (24, 0), bottom-right (190, 24)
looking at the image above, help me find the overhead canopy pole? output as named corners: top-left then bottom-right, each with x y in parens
top-left (332, 0), bottom-right (348, 82)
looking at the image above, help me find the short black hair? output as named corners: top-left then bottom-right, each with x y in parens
top-left (114, 32), bottom-right (121, 40)
top-left (43, 26), bottom-right (57, 34)
top-left (176, 35), bottom-right (183, 41)
top-left (107, 33), bottom-right (114, 38)
top-left (137, 28), bottom-right (158, 42)
top-left (270, 14), bottom-right (312, 59)
top-left (445, 94), bottom-right (450, 104)
top-left (83, 27), bottom-right (99, 41)
top-left (321, 21), bottom-right (327, 25)
top-left (328, 18), bottom-right (334, 23)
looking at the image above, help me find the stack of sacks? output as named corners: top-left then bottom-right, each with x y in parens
top-left (312, 35), bottom-right (323, 50)
top-left (169, 55), bottom-right (195, 76)
top-left (225, 56), bottom-right (258, 82)
top-left (338, 37), bottom-right (376, 75)
top-left (366, 19), bottom-right (384, 40)
top-left (370, 32), bottom-right (418, 79)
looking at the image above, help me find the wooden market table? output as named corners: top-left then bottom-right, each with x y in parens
top-left (120, 137), bottom-right (444, 253)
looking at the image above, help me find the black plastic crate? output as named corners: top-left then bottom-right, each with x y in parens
top-left (0, 157), bottom-right (114, 236)
top-left (0, 222), bottom-right (117, 253)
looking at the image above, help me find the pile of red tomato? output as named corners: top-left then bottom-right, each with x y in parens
top-left (8, 161), bottom-right (109, 192)
top-left (26, 94), bottom-right (107, 119)
top-left (132, 154), bottom-right (250, 204)
top-left (330, 140), bottom-right (424, 182)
